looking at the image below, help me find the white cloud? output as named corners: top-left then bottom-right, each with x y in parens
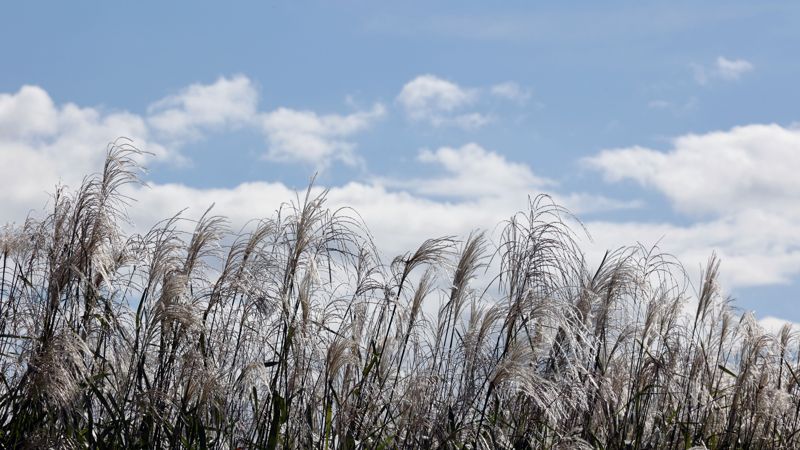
top-left (380, 143), bottom-right (634, 210)
top-left (129, 182), bottom-right (607, 267)
top-left (693, 56), bottom-right (754, 85)
top-left (392, 143), bottom-right (553, 198)
top-left (0, 85), bottom-right (59, 138)
top-left (121, 173), bottom-right (800, 291)
top-left (557, 193), bottom-right (642, 214)
top-left (583, 123), bottom-right (800, 288)
top-left (147, 74), bottom-right (385, 169)
top-left (396, 75), bottom-right (489, 129)
top-left (0, 85), bottom-right (172, 222)
top-left (131, 181), bottom-right (499, 260)
top-left (147, 75), bottom-right (259, 139)
top-left (396, 75), bottom-right (536, 129)
top-left (147, 74), bottom-right (386, 169)
top-left (584, 124), bottom-right (800, 215)
top-left (130, 181), bottom-right (295, 232)
top-left (397, 74), bottom-right (475, 116)
top-left (715, 56), bottom-right (754, 80)
top-left (259, 104), bottom-right (385, 169)
top-left (758, 316), bottom-right (800, 335)
top-left (0, 79), bottom-right (386, 227)
top-left (585, 214), bottom-right (800, 288)
top-left (490, 82), bottom-right (531, 103)
top-left (108, 142), bottom-right (629, 269)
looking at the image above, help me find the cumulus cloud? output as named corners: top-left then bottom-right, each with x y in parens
top-left (758, 316), bottom-right (800, 335)
top-left (397, 75), bottom-right (475, 116)
top-left (0, 78), bottom-right (387, 227)
top-left (583, 123), bottom-right (800, 288)
top-left (0, 82), bottom-right (555, 260)
top-left (396, 75), bottom-right (536, 129)
top-left (147, 75), bottom-right (259, 139)
top-left (4, 80), bottom-right (796, 296)
top-left (4, 86), bottom-right (793, 291)
top-left (693, 56), bottom-right (754, 85)
top-left (584, 124), bottom-right (800, 215)
top-left (259, 104), bottom-right (385, 169)
top-left (131, 184), bottom-right (620, 266)
top-left (130, 180), bottom-right (501, 260)
top-left (396, 75), bottom-right (489, 129)
top-left (0, 85), bottom-right (172, 222)
top-left (145, 74), bottom-right (386, 169)
top-left (379, 143), bottom-right (634, 208)
top-left (0, 85), bottom-right (59, 139)
top-left (585, 215), bottom-right (800, 288)
top-left (122, 170), bottom-right (800, 291)
top-left (389, 143), bottom-right (553, 198)
top-left (131, 181), bottom-right (295, 232)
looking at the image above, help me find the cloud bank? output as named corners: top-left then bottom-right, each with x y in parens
top-left (1, 77), bottom-right (798, 303)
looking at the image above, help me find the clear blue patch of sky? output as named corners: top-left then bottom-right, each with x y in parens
top-left (734, 280), bottom-right (800, 322)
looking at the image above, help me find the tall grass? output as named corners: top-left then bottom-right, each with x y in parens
top-left (0, 141), bottom-right (798, 449)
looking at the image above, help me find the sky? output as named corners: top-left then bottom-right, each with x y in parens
top-left (1, 1), bottom-right (799, 324)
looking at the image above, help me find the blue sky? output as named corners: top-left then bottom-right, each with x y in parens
top-left (2, 2), bottom-right (800, 323)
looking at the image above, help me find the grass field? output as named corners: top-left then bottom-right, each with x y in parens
top-left (0, 142), bottom-right (797, 449)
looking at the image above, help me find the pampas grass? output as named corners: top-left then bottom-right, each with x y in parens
top-left (0, 142), bottom-right (797, 449)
